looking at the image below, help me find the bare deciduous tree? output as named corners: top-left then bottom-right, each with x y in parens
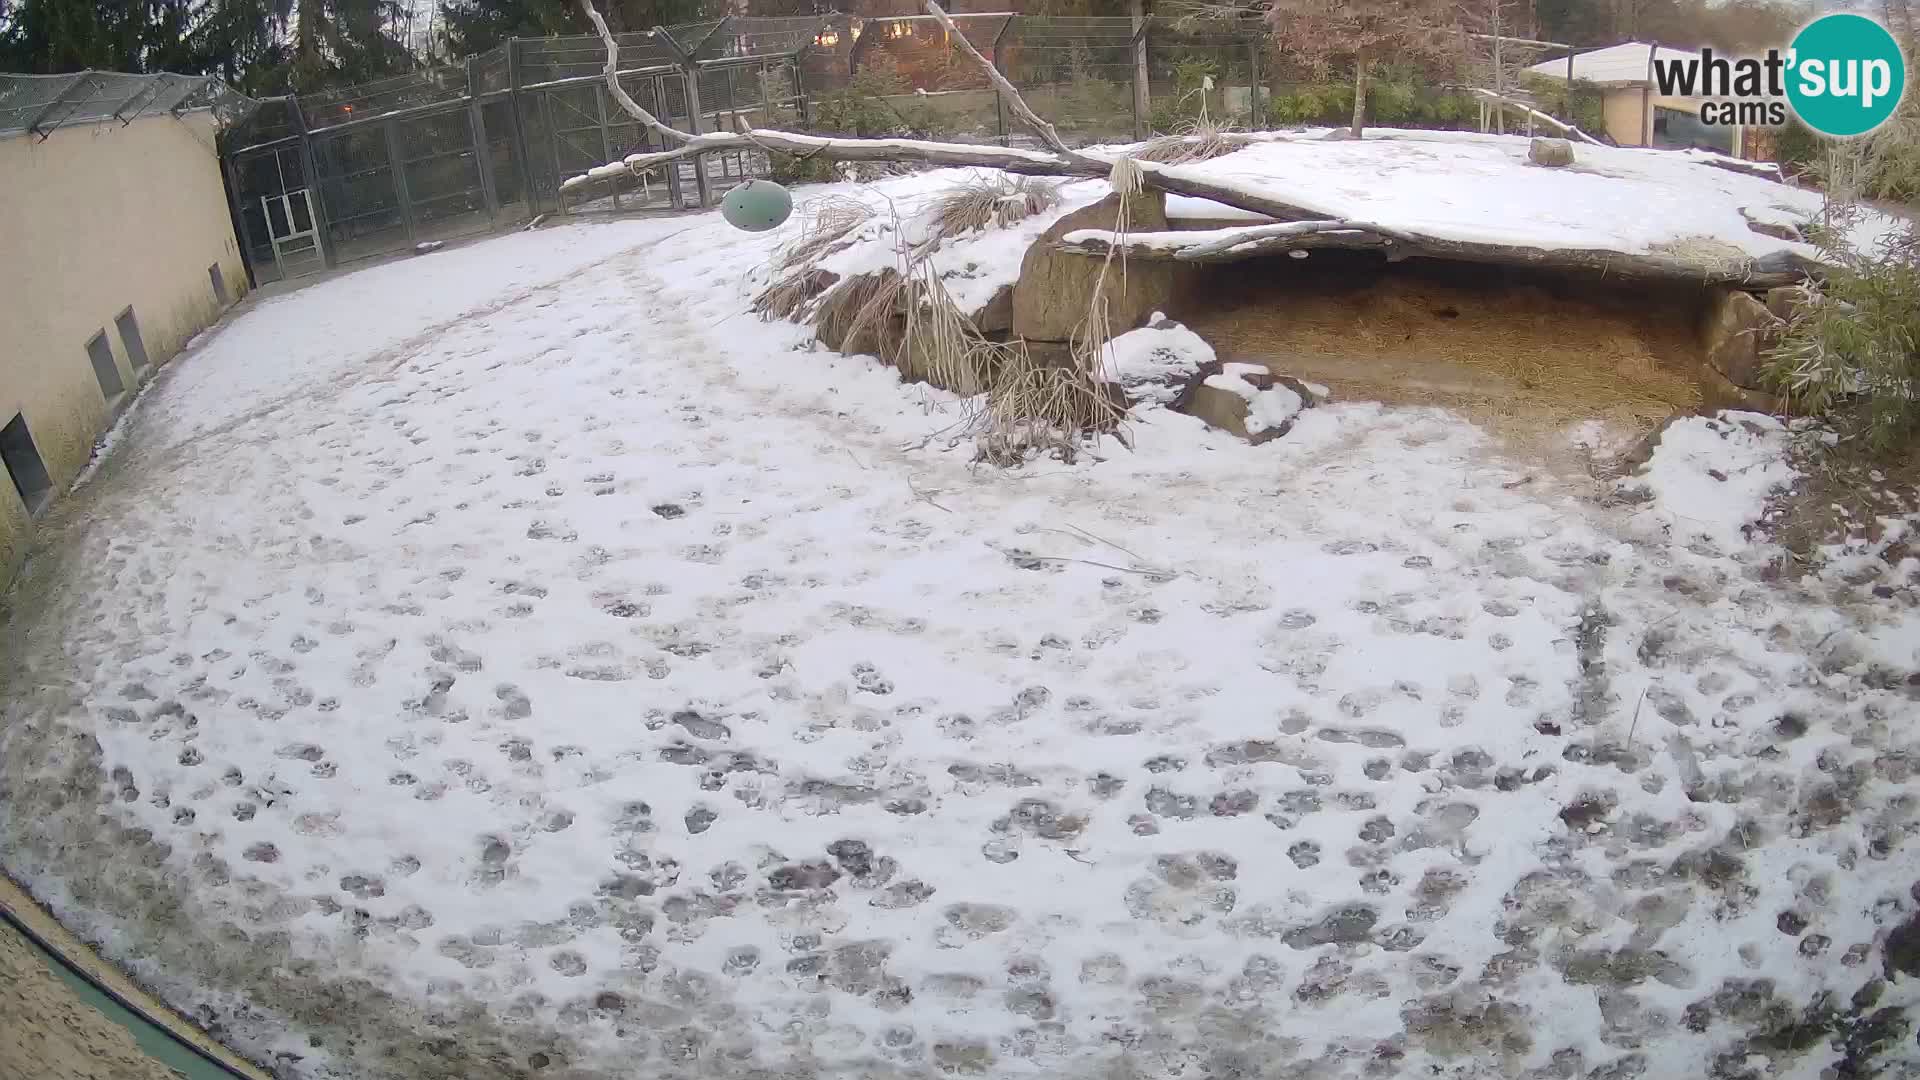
top-left (1264, 0), bottom-right (1469, 137)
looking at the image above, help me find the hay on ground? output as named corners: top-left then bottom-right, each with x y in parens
top-left (1185, 258), bottom-right (1704, 427)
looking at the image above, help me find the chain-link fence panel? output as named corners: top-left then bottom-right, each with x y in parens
top-left (472, 46), bottom-right (513, 96)
top-left (1145, 20), bottom-right (1265, 131)
top-left (301, 69), bottom-right (467, 131)
top-left (517, 33), bottom-right (679, 88)
top-left (1, 71), bottom-right (251, 138)
top-left (396, 106), bottom-right (493, 243)
top-left (311, 123), bottom-right (412, 262)
top-left (1003, 17), bottom-right (1141, 147)
top-left (228, 141), bottom-right (317, 285)
top-left (794, 13), bottom-right (1008, 147)
top-left (713, 16), bottom-right (839, 62)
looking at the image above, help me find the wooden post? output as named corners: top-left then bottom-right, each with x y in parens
top-left (990, 14), bottom-right (1014, 147)
top-left (1565, 50), bottom-right (1574, 126)
top-left (1131, 0), bottom-right (1151, 140)
top-left (1248, 36), bottom-right (1261, 125)
top-left (1491, 0), bottom-right (1505, 135)
top-left (1641, 43), bottom-right (1654, 146)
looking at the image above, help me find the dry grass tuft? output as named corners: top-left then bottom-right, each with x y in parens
top-left (753, 196), bottom-right (881, 325)
top-left (753, 268), bottom-right (838, 322)
top-left (780, 175), bottom-right (1136, 463)
top-left (779, 196), bottom-right (878, 273)
top-left (812, 269), bottom-right (904, 356)
top-left (925, 174), bottom-right (1062, 240)
top-left (973, 159), bottom-right (1140, 463)
top-left (975, 346), bottom-right (1128, 465)
top-left (896, 261), bottom-right (990, 396)
top-left (1133, 118), bottom-right (1245, 165)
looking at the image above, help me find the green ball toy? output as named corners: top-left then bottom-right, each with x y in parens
top-left (720, 179), bottom-right (793, 233)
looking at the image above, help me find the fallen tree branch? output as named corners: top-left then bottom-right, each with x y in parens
top-left (570, 0), bottom-right (1106, 192)
top-left (1466, 89), bottom-right (1604, 146)
top-left (577, 0), bottom-right (694, 145)
top-left (567, 131), bottom-right (1085, 191)
top-left (916, 0), bottom-right (1093, 166)
top-left (1057, 221), bottom-right (1818, 286)
top-left (1666, 148), bottom-right (1784, 180)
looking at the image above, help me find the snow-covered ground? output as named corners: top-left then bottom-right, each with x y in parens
top-left (5, 166), bottom-right (1920, 1080)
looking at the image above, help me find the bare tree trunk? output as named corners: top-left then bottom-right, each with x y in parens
top-left (295, 0), bottom-right (322, 69)
top-left (1350, 59), bottom-right (1366, 138)
top-left (1491, 0), bottom-right (1505, 134)
top-left (1131, 0), bottom-right (1151, 140)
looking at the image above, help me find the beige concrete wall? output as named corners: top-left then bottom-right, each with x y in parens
top-left (0, 111), bottom-right (246, 585)
top-left (1602, 87), bottom-right (1651, 145)
top-left (1600, 89), bottom-right (1743, 153)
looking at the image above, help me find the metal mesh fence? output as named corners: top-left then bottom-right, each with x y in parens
top-left (299, 67), bottom-right (470, 130)
top-left (214, 16), bottom-right (1280, 282)
top-left (517, 32), bottom-right (679, 87)
top-left (1004, 16), bottom-right (1141, 146)
top-left (0, 70), bottom-right (253, 139)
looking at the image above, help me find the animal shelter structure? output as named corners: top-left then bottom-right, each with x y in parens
top-left (1526, 42), bottom-right (1749, 156)
top-left (0, 72), bottom-right (250, 587)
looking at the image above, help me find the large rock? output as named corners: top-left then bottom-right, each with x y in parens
top-left (1173, 360), bottom-right (1322, 444)
top-left (972, 284), bottom-right (1014, 336)
top-left (1528, 138), bottom-right (1575, 167)
top-left (1764, 284), bottom-right (1811, 322)
top-left (1700, 287), bottom-right (1787, 391)
top-left (1013, 191), bottom-right (1185, 343)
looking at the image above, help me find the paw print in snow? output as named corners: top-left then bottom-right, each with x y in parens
top-left (851, 662), bottom-right (893, 695)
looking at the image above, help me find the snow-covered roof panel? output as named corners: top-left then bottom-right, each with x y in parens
top-left (1527, 42), bottom-right (1697, 86)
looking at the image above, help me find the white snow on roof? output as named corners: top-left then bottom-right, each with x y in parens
top-left (1527, 41), bottom-right (1697, 86)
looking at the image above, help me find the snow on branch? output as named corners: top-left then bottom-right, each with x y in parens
top-left (563, 0), bottom-right (1103, 193)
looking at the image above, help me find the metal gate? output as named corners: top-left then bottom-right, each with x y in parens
top-left (228, 139), bottom-right (320, 284)
top-left (261, 189), bottom-right (323, 277)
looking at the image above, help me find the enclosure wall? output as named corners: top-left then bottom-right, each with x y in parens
top-left (0, 111), bottom-right (245, 584)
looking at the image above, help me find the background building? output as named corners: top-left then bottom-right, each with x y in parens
top-left (0, 72), bottom-right (250, 586)
top-left (1527, 41), bottom-right (1747, 155)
